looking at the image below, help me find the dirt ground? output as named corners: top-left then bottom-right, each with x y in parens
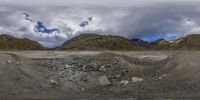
top-left (1, 51), bottom-right (200, 100)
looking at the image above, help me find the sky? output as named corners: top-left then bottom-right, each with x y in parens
top-left (1, 0), bottom-right (200, 47)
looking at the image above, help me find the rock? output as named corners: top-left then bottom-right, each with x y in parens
top-left (99, 65), bottom-right (106, 71)
top-left (64, 64), bottom-right (72, 69)
top-left (119, 80), bottom-right (129, 85)
top-left (81, 87), bottom-right (85, 91)
top-left (113, 61), bottom-right (118, 64)
top-left (81, 76), bottom-right (88, 82)
top-left (23, 89), bottom-right (29, 92)
top-left (131, 77), bottom-right (143, 83)
top-left (82, 65), bottom-right (86, 71)
top-left (16, 62), bottom-right (21, 65)
top-left (50, 80), bottom-right (58, 86)
top-left (123, 69), bottom-right (128, 73)
top-left (116, 74), bottom-right (121, 78)
top-left (7, 60), bottom-right (12, 63)
top-left (98, 75), bottom-right (111, 86)
top-left (158, 74), bottom-right (167, 80)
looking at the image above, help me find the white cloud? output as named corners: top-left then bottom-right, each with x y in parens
top-left (0, 6), bottom-right (125, 47)
top-left (1, 2), bottom-right (200, 47)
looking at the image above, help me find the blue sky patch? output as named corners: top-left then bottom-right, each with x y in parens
top-left (34, 21), bottom-right (60, 34)
top-left (141, 33), bottom-right (177, 42)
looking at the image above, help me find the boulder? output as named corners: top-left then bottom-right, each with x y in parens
top-left (131, 77), bottom-right (143, 83)
top-left (64, 64), bottom-right (72, 69)
top-left (119, 80), bottom-right (129, 85)
top-left (7, 60), bottom-right (12, 63)
top-left (98, 75), bottom-right (111, 86)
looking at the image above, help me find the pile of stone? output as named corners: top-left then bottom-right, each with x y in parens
top-left (42, 53), bottom-right (144, 89)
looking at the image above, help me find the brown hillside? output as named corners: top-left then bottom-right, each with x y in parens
top-left (0, 34), bottom-right (45, 50)
top-left (58, 34), bottom-right (144, 50)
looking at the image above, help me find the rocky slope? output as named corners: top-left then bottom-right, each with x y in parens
top-left (58, 34), bottom-right (144, 50)
top-left (0, 34), bottom-right (45, 50)
top-left (151, 34), bottom-right (200, 50)
top-left (173, 34), bottom-right (200, 49)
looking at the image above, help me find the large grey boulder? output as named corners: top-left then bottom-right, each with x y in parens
top-left (98, 75), bottom-right (111, 86)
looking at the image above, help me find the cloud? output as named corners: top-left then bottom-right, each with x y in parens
top-left (1, 2), bottom-right (200, 47)
top-left (117, 4), bottom-right (200, 41)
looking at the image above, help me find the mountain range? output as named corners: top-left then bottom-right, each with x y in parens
top-left (1, 33), bottom-right (200, 50)
top-left (58, 33), bottom-right (200, 50)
